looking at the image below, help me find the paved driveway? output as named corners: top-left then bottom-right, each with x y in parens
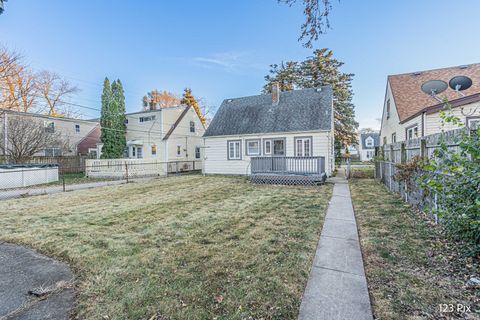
top-left (0, 243), bottom-right (74, 320)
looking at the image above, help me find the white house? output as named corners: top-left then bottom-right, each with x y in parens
top-left (202, 86), bottom-right (335, 178)
top-left (380, 63), bottom-right (480, 144)
top-left (358, 131), bottom-right (379, 161)
top-left (124, 105), bottom-right (205, 166)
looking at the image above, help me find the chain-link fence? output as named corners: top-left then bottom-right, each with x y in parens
top-left (0, 159), bottom-right (201, 201)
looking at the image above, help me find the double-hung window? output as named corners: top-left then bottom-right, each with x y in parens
top-left (190, 121), bottom-right (195, 133)
top-left (406, 125), bottom-right (418, 140)
top-left (246, 139), bottom-right (260, 156)
top-left (228, 140), bottom-right (241, 160)
top-left (295, 137), bottom-right (312, 157)
top-left (75, 124), bottom-right (80, 133)
top-left (195, 146), bottom-right (201, 159)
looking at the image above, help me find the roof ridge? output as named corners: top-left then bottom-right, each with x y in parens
top-left (222, 86), bottom-right (331, 103)
top-left (388, 62), bottom-right (480, 77)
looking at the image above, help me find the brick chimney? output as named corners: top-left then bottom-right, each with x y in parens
top-left (272, 82), bottom-right (280, 105)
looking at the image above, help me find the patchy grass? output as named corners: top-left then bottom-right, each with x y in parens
top-left (350, 179), bottom-right (479, 319)
top-left (350, 166), bottom-right (374, 179)
top-left (0, 175), bottom-right (332, 319)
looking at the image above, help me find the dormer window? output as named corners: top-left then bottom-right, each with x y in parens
top-left (365, 137), bottom-right (374, 148)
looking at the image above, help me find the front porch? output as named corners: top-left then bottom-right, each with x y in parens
top-left (250, 156), bottom-right (327, 185)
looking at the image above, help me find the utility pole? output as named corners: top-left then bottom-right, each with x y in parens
top-left (2, 111), bottom-right (7, 162)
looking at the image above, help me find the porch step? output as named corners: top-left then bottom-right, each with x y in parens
top-left (250, 173), bottom-right (327, 186)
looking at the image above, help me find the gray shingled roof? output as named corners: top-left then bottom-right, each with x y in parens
top-left (360, 132), bottom-right (380, 149)
top-left (203, 87), bottom-right (333, 137)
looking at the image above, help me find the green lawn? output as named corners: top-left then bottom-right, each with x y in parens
top-left (350, 179), bottom-right (479, 319)
top-left (0, 175), bottom-right (332, 319)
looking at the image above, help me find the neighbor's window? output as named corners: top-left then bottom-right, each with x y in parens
top-left (228, 140), bottom-right (241, 160)
top-left (467, 116), bottom-right (480, 129)
top-left (139, 115), bottom-right (156, 122)
top-left (246, 140), bottom-right (260, 156)
top-left (295, 137), bottom-right (312, 157)
top-left (365, 137), bottom-right (374, 148)
top-left (190, 121), bottom-right (195, 133)
top-left (176, 145), bottom-right (181, 156)
top-left (75, 124), bottom-right (80, 133)
top-left (264, 140), bottom-right (272, 155)
top-left (45, 122), bottom-right (55, 133)
top-left (391, 133), bottom-right (396, 143)
top-left (406, 125), bottom-right (418, 140)
top-left (195, 146), bottom-right (201, 159)
top-left (44, 148), bottom-right (62, 157)
top-left (386, 99), bottom-right (391, 119)
top-left (151, 144), bottom-right (157, 156)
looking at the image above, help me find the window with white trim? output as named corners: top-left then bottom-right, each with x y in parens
top-left (44, 148), bottom-right (62, 156)
top-left (176, 145), bottom-right (181, 156)
top-left (295, 137), bottom-right (312, 157)
top-left (406, 125), bottom-right (418, 140)
top-left (195, 146), bottom-right (201, 159)
top-left (391, 133), bottom-right (396, 143)
top-left (246, 140), bottom-right (260, 156)
top-left (264, 140), bottom-right (271, 155)
top-left (151, 144), bottom-right (157, 156)
top-left (467, 117), bottom-right (480, 129)
top-left (75, 124), bottom-right (80, 133)
top-left (190, 121), bottom-right (195, 133)
top-left (228, 140), bottom-right (241, 160)
top-left (45, 122), bottom-right (55, 133)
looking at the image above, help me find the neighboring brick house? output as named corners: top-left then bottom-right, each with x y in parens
top-left (380, 63), bottom-right (480, 144)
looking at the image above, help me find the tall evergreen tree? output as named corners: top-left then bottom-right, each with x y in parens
top-left (181, 88), bottom-right (206, 126)
top-left (100, 77), bottom-right (116, 158)
top-left (112, 79), bottom-right (127, 158)
top-left (263, 48), bottom-right (358, 146)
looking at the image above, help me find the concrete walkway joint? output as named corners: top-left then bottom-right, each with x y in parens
top-left (298, 175), bottom-right (373, 320)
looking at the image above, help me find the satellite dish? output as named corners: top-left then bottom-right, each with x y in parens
top-left (449, 76), bottom-right (472, 91)
top-left (421, 80), bottom-right (448, 96)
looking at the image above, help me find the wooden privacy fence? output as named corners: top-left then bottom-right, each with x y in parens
top-left (374, 126), bottom-right (476, 223)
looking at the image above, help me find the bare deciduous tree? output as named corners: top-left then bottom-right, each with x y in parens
top-left (37, 70), bottom-right (79, 116)
top-left (142, 90), bottom-right (180, 110)
top-left (0, 114), bottom-right (69, 163)
top-left (2, 63), bottom-right (39, 112)
top-left (279, 0), bottom-right (334, 48)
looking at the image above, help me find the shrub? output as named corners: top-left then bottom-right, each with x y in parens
top-left (418, 109), bottom-right (480, 257)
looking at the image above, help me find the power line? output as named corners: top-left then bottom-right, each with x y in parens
top-left (0, 85), bottom-right (207, 133)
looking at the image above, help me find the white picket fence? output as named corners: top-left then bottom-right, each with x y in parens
top-left (85, 159), bottom-right (167, 179)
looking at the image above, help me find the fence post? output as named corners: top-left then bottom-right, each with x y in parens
top-left (62, 176), bottom-right (66, 192)
top-left (125, 163), bottom-right (129, 183)
top-left (390, 144), bottom-right (394, 163)
top-left (420, 138), bottom-right (427, 159)
top-left (400, 142), bottom-right (406, 164)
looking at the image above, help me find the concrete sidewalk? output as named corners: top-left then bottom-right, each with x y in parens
top-left (298, 175), bottom-right (373, 320)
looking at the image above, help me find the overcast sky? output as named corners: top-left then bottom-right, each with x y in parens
top-left (1, 0), bottom-right (479, 129)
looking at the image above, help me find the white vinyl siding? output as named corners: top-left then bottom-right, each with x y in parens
top-left (204, 131), bottom-right (333, 176)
